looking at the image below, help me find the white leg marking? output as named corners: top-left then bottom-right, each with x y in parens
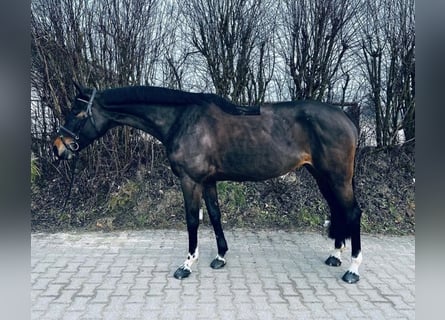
top-left (182, 248), bottom-right (199, 270)
top-left (331, 243), bottom-right (346, 261)
top-left (347, 252), bottom-right (363, 275)
top-left (215, 254), bottom-right (226, 264)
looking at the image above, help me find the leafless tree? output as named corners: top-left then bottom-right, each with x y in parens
top-left (360, 0), bottom-right (415, 146)
top-left (31, 0), bottom-right (166, 179)
top-left (32, 0), bottom-right (164, 112)
top-left (178, 0), bottom-right (276, 104)
top-left (158, 1), bottom-right (199, 91)
top-left (90, 0), bottom-right (165, 87)
top-left (278, 0), bottom-right (359, 102)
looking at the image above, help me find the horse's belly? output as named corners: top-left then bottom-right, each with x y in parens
top-left (218, 147), bottom-right (304, 182)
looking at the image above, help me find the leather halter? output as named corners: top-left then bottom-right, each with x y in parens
top-left (58, 89), bottom-right (97, 152)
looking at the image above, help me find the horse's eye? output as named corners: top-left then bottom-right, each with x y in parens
top-left (76, 111), bottom-right (88, 119)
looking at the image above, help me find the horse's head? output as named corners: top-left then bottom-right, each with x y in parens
top-left (53, 83), bottom-right (107, 160)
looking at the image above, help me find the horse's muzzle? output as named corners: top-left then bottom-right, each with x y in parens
top-left (53, 137), bottom-right (76, 160)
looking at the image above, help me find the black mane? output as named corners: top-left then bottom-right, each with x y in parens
top-left (101, 86), bottom-right (260, 116)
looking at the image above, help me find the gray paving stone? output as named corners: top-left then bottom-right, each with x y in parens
top-left (31, 229), bottom-right (415, 319)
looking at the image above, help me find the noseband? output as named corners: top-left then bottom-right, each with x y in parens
top-left (58, 88), bottom-right (97, 152)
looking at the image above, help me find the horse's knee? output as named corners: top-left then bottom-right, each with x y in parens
top-left (186, 208), bottom-right (200, 228)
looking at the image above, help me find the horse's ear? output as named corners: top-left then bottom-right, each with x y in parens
top-left (73, 80), bottom-right (84, 94)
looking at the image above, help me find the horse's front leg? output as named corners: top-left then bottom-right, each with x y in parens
top-left (173, 177), bottom-right (203, 280)
top-left (203, 182), bottom-right (228, 269)
top-left (325, 238), bottom-right (346, 267)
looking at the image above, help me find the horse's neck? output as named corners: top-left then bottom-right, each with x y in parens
top-left (105, 103), bottom-right (183, 143)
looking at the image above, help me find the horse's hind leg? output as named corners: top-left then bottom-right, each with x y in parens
top-left (306, 165), bottom-right (362, 284)
top-left (342, 201), bottom-right (362, 283)
top-left (203, 182), bottom-right (228, 269)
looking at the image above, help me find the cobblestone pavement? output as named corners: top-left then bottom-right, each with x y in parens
top-left (31, 228), bottom-right (415, 319)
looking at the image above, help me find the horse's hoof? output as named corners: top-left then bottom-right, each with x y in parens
top-left (173, 265), bottom-right (191, 280)
top-left (210, 256), bottom-right (226, 269)
top-left (325, 255), bottom-right (342, 267)
top-left (342, 270), bottom-right (360, 284)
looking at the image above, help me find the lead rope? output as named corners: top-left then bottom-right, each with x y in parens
top-left (61, 157), bottom-right (78, 211)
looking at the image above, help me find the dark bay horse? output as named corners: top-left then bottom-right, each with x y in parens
top-left (53, 84), bottom-right (363, 284)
